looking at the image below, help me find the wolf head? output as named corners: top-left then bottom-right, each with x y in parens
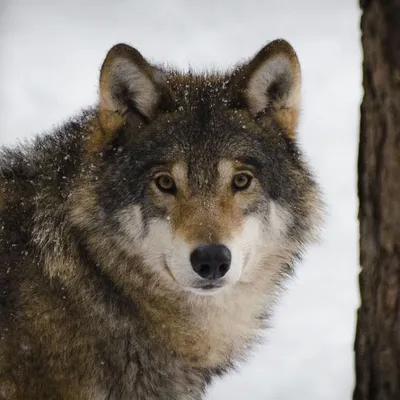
top-left (76, 40), bottom-right (322, 297)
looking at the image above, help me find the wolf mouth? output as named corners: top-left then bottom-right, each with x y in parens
top-left (162, 259), bottom-right (180, 282)
top-left (193, 283), bottom-right (223, 290)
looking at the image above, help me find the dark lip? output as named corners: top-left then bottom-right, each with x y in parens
top-left (193, 282), bottom-right (224, 290)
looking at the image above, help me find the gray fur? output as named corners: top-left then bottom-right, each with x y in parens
top-left (0, 39), bottom-right (322, 399)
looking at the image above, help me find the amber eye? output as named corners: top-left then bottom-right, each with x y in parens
top-left (155, 174), bottom-right (176, 194)
top-left (232, 173), bottom-right (253, 191)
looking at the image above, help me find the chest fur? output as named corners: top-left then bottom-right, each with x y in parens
top-left (145, 285), bottom-right (269, 369)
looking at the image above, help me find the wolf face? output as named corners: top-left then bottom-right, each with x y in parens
top-left (78, 40), bottom-right (321, 297)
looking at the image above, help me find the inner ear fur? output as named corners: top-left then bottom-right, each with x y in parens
top-left (232, 39), bottom-right (301, 138)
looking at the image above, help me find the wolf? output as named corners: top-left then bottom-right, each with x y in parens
top-left (0, 39), bottom-right (322, 399)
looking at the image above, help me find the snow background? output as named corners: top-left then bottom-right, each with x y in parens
top-left (0, 0), bottom-right (361, 399)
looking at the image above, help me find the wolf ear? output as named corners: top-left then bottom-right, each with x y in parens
top-left (99, 43), bottom-right (166, 119)
top-left (90, 44), bottom-right (172, 151)
top-left (235, 39), bottom-right (301, 137)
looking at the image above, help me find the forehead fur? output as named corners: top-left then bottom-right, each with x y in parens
top-left (163, 70), bottom-right (234, 110)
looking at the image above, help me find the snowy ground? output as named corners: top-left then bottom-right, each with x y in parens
top-left (0, 1), bottom-right (361, 398)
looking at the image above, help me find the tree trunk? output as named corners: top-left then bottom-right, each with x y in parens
top-left (354, 1), bottom-right (400, 399)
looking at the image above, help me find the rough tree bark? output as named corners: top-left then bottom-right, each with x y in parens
top-left (354, 1), bottom-right (400, 399)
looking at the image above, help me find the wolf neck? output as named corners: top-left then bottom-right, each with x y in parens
top-left (128, 280), bottom-right (269, 369)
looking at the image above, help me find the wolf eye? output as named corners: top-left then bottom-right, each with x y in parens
top-left (155, 174), bottom-right (176, 194)
top-left (232, 173), bottom-right (252, 191)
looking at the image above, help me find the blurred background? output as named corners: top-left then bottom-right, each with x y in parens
top-left (0, 1), bottom-right (361, 398)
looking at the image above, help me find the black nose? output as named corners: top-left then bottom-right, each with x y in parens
top-left (190, 245), bottom-right (231, 280)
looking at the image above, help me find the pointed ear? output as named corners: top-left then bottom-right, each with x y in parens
top-left (89, 43), bottom-right (173, 152)
top-left (235, 39), bottom-right (301, 137)
top-left (99, 43), bottom-right (170, 119)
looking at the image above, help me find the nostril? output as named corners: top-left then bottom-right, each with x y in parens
top-left (219, 263), bottom-right (230, 276)
top-left (199, 264), bottom-right (211, 277)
